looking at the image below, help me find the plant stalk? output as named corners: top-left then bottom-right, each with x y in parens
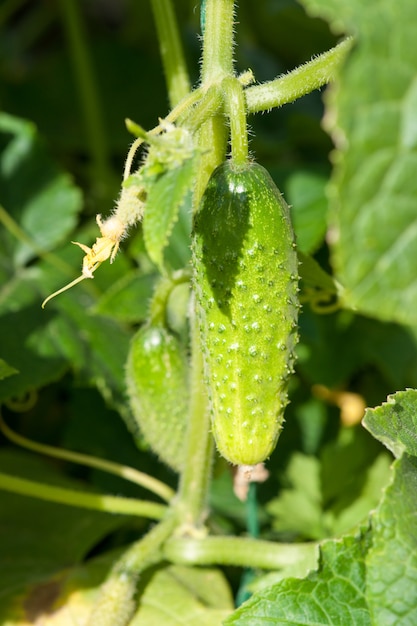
top-left (175, 0), bottom-right (236, 529)
top-left (0, 472), bottom-right (166, 519)
top-left (0, 413), bottom-right (174, 502)
top-left (150, 0), bottom-right (190, 107)
top-left (164, 535), bottom-right (318, 571)
top-left (176, 312), bottom-right (213, 529)
top-left (222, 76), bottom-right (249, 166)
top-left (88, 511), bottom-right (177, 626)
top-left (245, 38), bottom-right (353, 114)
top-left (200, 0), bottom-right (235, 82)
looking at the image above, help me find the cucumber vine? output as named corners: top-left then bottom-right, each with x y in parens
top-left (1, 1), bottom-right (353, 623)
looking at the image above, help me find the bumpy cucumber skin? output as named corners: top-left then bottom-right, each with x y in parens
top-left (192, 161), bottom-right (299, 466)
top-left (126, 325), bottom-right (189, 472)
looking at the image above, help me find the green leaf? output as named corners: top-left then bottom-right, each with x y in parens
top-left (131, 564), bottom-right (233, 625)
top-left (298, 251), bottom-right (338, 294)
top-left (363, 388), bottom-right (417, 458)
top-left (287, 171), bottom-right (328, 254)
top-left (0, 290), bottom-right (130, 410)
top-left (0, 113), bottom-right (83, 267)
top-left (267, 435), bottom-right (390, 541)
top-left (0, 305), bottom-right (68, 403)
top-left (366, 454), bottom-right (417, 626)
top-left (225, 527), bottom-right (372, 626)
top-left (0, 449), bottom-right (127, 623)
top-left (7, 557), bottom-right (234, 626)
top-left (300, 0), bottom-right (417, 325)
top-left (49, 300), bottom-right (131, 412)
top-left (0, 357), bottom-right (18, 381)
top-left (267, 453), bottom-right (325, 540)
top-left (94, 270), bottom-right (156, 323)
top-left (143, 157), bottom-right (195, 272)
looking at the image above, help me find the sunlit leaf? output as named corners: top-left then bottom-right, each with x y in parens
top-left (143, 157), bottom-right (196, 272)
top-left (300, 0), bottom-right (417, 324)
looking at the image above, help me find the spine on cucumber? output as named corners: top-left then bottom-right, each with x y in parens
top-left (192, 161), bottom-right (299, 466)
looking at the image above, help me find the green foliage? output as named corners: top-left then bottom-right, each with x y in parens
top-left (143, 156), bottom-right (196, 273)
top-left (0, 449), bottom-right (127, 623)
top-left (300, 0), bottom-right (417, 325)
top-left (1, 0), bottom-right (417, 624)
top-left (226, 528), bottom-right (372, 626)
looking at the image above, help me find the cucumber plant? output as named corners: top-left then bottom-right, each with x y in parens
top-left (6, 1), bottom-right (407, 624)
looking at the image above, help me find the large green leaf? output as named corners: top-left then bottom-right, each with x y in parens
top-left (286, 171), bottom-right (328, 254)
top-left (366, 454), bottom-right (417, 626)
top-left (363, 389), bottom-right (417, 458)
top-left (300, 0), bottom-right (417, 325)
top-left (225, 527), bottom-right (372, 626)
top-left (0, 304), bottom-right (68, 402)
top-left (131, 564), bottom-right (233, 625)
top-left (0, 113), bottom-right (83, 267)
top-left (0, 296), bottom-right (130, 409)
top-left (2, 542), bottom-right (233, 625)
top-left (0, 449), bottom-right (127, 623)
top-left (94, 270), bottom-right (156, 323)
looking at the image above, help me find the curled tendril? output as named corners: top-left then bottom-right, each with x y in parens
top-left (41, 215), bottom-right (125, 308)
top-left (299, 287), bottom-right (341, 314)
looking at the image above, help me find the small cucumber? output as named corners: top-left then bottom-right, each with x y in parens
top-left (126, 324), bottom-right (189, 472)
top-left (192, 161), bottom-right (299, 466)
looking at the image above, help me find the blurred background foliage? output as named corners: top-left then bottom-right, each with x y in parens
top-left (0, 0), bottom-right (414, 615)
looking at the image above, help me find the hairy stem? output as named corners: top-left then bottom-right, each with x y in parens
top-left (0, 472), bottom-right (166, 518)
top-left (88, 511), bottom-right (177, 626)
top-left (245, 38), bottom-right (353, 114)
top-left (0, 413), bottom-right (174, 502)
top-left (200, 0), bottom-right (235, 82)
top-left (164, 535), bottom-right (318, 571)
top-left (222, 76), bottom-right (249, 166)
top-left (174, 1), bottom-right (236, 529)
top-left (176, 314), bottom-right (213, 529)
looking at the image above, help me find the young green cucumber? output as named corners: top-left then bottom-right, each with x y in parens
top-left (192, 161), bottom-right (299, 466)
top-left (126, 324), bottom-right (189, 472)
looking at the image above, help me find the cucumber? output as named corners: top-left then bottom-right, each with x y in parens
top-left (126, 324), bottom-right (189, 472)
top-left (192, 161), bottom-right (299, 466)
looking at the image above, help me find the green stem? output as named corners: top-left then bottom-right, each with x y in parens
top-left (174, 1), bottom-right (236, 529)
top-left (150, 0), bottom-right (190, 107)
top-left (222, 76), bottom-right (249, 166)
top-left (182, 85), bottom-right (223, 134)
top-left (88, 511), bottom-right (177, 626)
top-left (194, 116), bottom-right (229, 208)
top-left (177, 314), bottom-right (213, 529)
top-left (0, 472), bottom-right (166, 519)
top-left (149, 269), bottom-right (191, 327)
top-left (245, 38), bottom-right (353, 114)
top-left (0, 413), bottom-right (174, 502)
top-left (200, 0), bottom-right (235, 82)
top-left (164, 535), bottom-right (318, 571)
top-left (58, 0), bottom-right (111, 194)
